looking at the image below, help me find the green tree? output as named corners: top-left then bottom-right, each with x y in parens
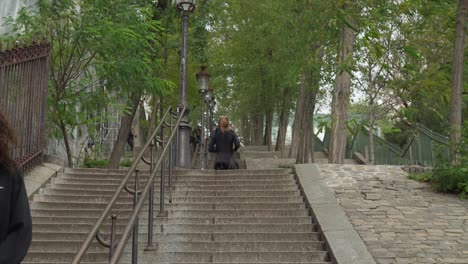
top-left (6, 0), bottom-right (163, 167)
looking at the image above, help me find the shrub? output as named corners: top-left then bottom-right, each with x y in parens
top-left (430, 160), bottom-right (468, 198)
top-left (120, 159), bottom-right (133, 168)
top-left (408, 172), bottom-right (432, 182)
top-left (83, 158), bottom-right (109, 168)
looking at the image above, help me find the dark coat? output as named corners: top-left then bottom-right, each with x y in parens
top-left (0, 166), bottom-right (32, 264)
top-left (209, 129), bottom-right (240, 170)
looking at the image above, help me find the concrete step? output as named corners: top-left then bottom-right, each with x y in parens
top-left (23, 251), bottom-right (127, 263)
top-left (25, 251), bottom-right (328, 263)
top-left (54, 176), bottom-right (296, 185)
top-left (52, 179), bottom-right (298, 190)
top-left (64, 168), bottom-right (291, 176)
top-left (45, 184), bottom-right (298, 192)
top-left (31, 208), bottom-right (310, 218)
top-left (32, 231), bottom-right (322, 242)
top-left (122, 251), bottom-right (329, 263)
top-left (32, 223), bottom-right (315, 233)
top-left (30, 241), bottom-right (325, 252)
top-left (41, 187), bottom-right (302, 197)
top-left (32, 216), bottom-right (313, 225)
top-left (32, 194), bottom-right (304, 203)
top-left (24, 262), bottom-right (329, 264)
top-left (31, 201), bottom-right (306, 210)
top-left (168, 209), bottom-right (310, 218)
top-left (59, 173), bottom-right (295, 181)
top-left (23, 262), bottom-right (109, 264)
top-left (241, 145), bottom-right (282, 152)
top-left (41, 184), bottom-right (300, 197)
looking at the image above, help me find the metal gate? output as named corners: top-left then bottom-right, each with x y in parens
top-left (0, 41), bottom-right (51, 171)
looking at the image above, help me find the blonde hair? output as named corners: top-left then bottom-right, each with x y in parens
top-left (218, 116), bottom-right (229, 134)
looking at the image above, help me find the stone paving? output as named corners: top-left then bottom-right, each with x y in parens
top-left (316, 164), bottom-right (468, 264)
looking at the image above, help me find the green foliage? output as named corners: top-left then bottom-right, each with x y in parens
top-left (431, 160), bottom-right (468, 198)
top-left (408, 172), bottom-right (433, 183)
top-left (82, 157), bottom-right (133, 168)
top-left (83, 158), bottom-right (109, 168)
top-left (120, 158), bottom-right (133, 168)
top-left (206, 0), bottom-right (335, 127)
top-left (383, 122), bottom-right (414, 147)
top-left (3, 0), bottom-right (166, 164)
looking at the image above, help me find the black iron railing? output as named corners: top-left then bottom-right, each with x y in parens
top-left (0, 41), bottom-right (50, 171)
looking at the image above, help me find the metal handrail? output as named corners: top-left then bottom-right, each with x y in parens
top-left (109, 106), bottom-right (186, 263)
top-left (71, 106), bottom-right (183, 263)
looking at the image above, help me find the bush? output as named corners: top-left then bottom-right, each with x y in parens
top-left (120, 159), bottom-right (133, 168)
top-left (408, 156), bottom-right (468, 199)
top-left (431, 161), bottom-right (468, 198)
top-left (83, 158), bottom-right (109, 168)
top-left (408, 172), bottom-right (432, 182)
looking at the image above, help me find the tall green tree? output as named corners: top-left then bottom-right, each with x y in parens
top-left (450, 0), bottom-right (468, 165)
top-left (6, 0), bottom-right (163, 167)
top-left (329, 0), bottom-right (358, 164)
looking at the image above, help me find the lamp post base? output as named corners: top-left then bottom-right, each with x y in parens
top-left (177, 109), bottom-right (192, 168)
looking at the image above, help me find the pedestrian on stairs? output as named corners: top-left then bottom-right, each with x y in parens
top-left (0, 111), bottom-right (32, 264)
top-left (208, 116), bottom-right (240, 170)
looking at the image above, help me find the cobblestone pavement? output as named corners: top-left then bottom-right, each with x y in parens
top-left (316, 164), bottom-right (468, 264)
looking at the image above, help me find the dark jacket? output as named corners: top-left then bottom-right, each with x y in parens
top-left (209, 129), bottom-right (240, 170)
top-left (0, 166), bottom-right (32, 264)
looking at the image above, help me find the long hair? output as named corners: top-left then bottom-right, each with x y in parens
top-left (0, 111), bottom-right (17, 170)
top-left (218, 116), bottom-right (229, 134)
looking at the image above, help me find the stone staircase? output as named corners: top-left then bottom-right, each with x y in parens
top-left (24, 167), bottom-right (333, 263)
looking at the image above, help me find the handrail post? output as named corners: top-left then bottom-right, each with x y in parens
top-left (132, 169), bottom-right (140, 264)
top-left (109, 215), bottom-right (117, 261)
top-left (158, 122), bottom-right (168, 217)
top-left (168, 115), bottom-right (173, 189)
top-left (145, 140), bottom-right (156, 251)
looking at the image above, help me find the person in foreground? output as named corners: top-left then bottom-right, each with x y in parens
top-left (209, 116), bottom-right (240, 170)
top-left (0, 111), bottom-right (32, 264)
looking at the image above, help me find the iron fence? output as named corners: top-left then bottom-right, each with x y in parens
top-left (318, 123), bottom-right (449, 167)
top-left (0, 41), bottom-right (50, 171)
top-left (348, 125), bottom-right (449, 167)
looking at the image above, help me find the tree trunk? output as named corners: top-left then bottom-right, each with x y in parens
top-left (241, 115), bottom-right (250, 145)
top-left (368, 110), bottom-right (375, 165)
top-left (310, 121), bottom-right (315, 163)
top-left (253, 113), bottom-right (264, 145)
top-left (329, 22), bottom-right (356, 164)
top-left (107, 92), bottom-right (141, 168)
top-left (296, 73), bottom-right (318, 164)
top-left (248, 115), bottom-right (254, 145)
top-left (289, 72), bottom-right (309, 158)
top-left (147, 96), bottom-right (160, 137)
top-left (59, 119), bottom-right (73, 167)
top-left (450, 0), bottom-right (468, 165)
top-left (275, 88), bottom-right (291, 156)
top-left (264, 110), bottom-right (273, 149)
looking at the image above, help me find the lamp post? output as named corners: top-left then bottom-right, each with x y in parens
top-left (210, 97), bottom-right (216, 137)
top-left (196, 66), bottom-right (210, 169)
top-left (206, 88), bottom-right (214, 137)
top-left (176, 0), bottom-right (195, 168)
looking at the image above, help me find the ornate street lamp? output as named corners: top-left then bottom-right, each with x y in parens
top-left (176, 0), bottom-right (196, 12)
top-left (176, 0), bottom-right (196, 168)
top-left (196, 66), bottom-right (210, 169)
